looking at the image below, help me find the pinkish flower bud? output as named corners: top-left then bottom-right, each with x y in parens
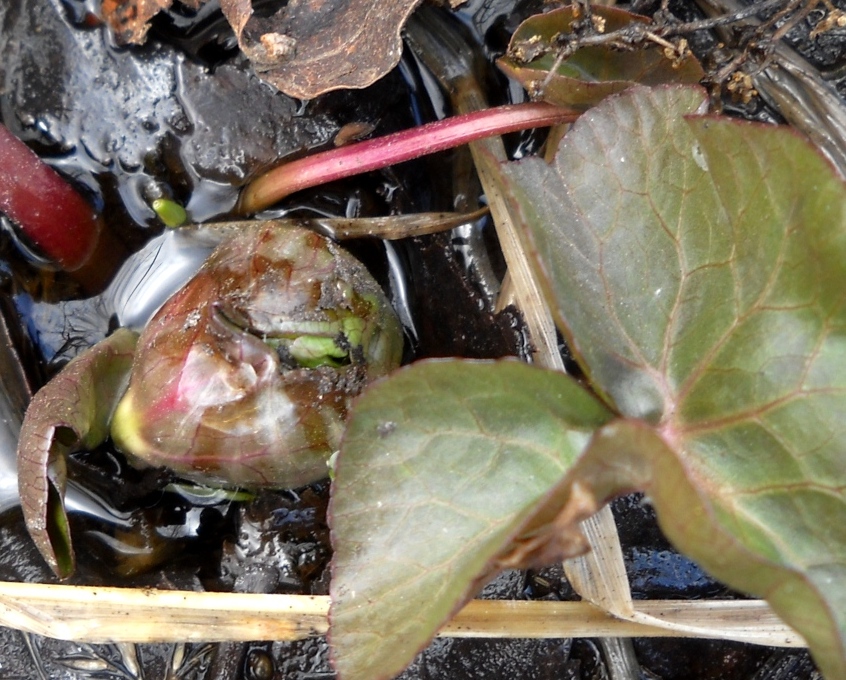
top-left (111, 225), bottom-right (402, 489)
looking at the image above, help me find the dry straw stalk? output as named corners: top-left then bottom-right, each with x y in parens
top-left (0, 581), bottom-right (804, 647)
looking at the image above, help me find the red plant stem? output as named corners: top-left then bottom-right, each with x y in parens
top-left (0, 123), bottom-right (101, 271)
top-left (238, 102), bottom-right (579, 214)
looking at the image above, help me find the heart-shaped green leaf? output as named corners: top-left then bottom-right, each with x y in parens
top-left (17, 328), bottom-right (138, 578)
top-left (329, 359), bottom-right (614, 680)
top-left (498, 85), bottom-right (846, 678)
top-left (498, 7), bottom-right (704, 109)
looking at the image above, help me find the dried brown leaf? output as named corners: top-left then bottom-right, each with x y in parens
top-left (219, 0), bottom-right (423, 99)
top-left (102, 0), bottom-right (420, 98)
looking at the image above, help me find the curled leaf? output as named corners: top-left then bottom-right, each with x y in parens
top-left (17, 328), bottom-right (138, 578)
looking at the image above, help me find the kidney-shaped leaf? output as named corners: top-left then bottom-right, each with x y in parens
top-left (498, 7), bottom-right (703, 109)
top-left (17, 328), bottom-right (138, 578)
top-left (329, 359), bottom-right (614, 680)
top-left (499, 85), bottom-right (846, 678)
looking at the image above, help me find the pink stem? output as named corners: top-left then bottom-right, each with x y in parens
top-left (238, 102), bottom-right (579, 214)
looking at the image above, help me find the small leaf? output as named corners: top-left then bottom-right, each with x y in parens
top-left (498, 7), bottom-right (704, 109)
top-left (151, 198), bottom-right (188, 228)
top-left (329, 359), bottom-right (614, 680)
top-left (17, 328), bottom-right (138, 578)
top-left (499, 85), bottom-right (846, 678)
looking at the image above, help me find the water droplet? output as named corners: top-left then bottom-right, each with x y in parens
top-left (691, 143), bottom-right (708, 172)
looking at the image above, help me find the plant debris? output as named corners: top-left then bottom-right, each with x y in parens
top-left (102, 0), bottom-right (424, 99)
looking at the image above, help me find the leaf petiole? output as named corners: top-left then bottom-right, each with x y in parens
top-left (237, 102), bottom-right (579, 214)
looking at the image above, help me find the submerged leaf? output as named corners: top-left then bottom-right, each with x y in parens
top-left (17, 328), bottom-right (138, 578)
top-left (329, 359), bottom-right (613, 680)
top-left (498, 7), bottom-right (704, 109)
top-left (499, 85), bottom-right (846, 678)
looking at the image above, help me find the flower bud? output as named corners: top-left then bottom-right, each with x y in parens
top-left (111, 225), bottom-right (402, 489)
